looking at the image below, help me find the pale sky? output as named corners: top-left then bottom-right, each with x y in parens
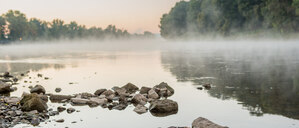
top-left (0, 0), bottom-right (182, 33)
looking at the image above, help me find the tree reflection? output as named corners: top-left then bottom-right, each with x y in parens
top-left (161, 50), bottom-right (299, 119)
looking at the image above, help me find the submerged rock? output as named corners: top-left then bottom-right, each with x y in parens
top-left (192, 117), bottom-right (228, 128)
top-left (121, 83), bottom-right (139, 94)
top-left (149, 99), bottom-right (178, 117)
top-left (20, 93), bottom-right (48, 112)
top-left (30, 85), bottom-right (46, 94)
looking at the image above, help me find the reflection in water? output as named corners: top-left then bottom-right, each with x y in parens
top-left (0, 63), bottom-right (65, 73)
top-left (161, 49), bottom-right (299, 120)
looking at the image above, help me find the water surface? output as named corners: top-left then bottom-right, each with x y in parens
top-left (0, 40), bottom-right (299, 128)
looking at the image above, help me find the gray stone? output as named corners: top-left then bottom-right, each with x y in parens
top-left (94, 89), bottom-right (107, 96)
top-left (192, 117), bottom-right (228, 128)
top-left (148, 89), bottom-right (159, 99)
top-left (20, 93), bottom-right (48, 112)
top-left (121, 83), bottom-right (139, 94)
top-left (139, 86), bottom-right (151, 94)
top-left (133, 104), bottom-right (148, 114)
top-left (30, 85), bottom-right (46, 94)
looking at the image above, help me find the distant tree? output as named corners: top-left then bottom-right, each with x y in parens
top-left (27, 18), bottom-right (49, 40)
top-left (49, 19), bottom-right (67, 39)
top-left (0, 16), bottom-right (6, 40)
top-left (3, 10), bottom-right (28, 41)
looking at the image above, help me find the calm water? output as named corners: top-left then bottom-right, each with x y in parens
top-left (0, 40), bottom-right (299, 128)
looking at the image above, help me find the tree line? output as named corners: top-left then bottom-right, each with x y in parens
top-left (160, 0), bottom-right (299, 39)
top-left (0, 10), bottom-right (154, 42)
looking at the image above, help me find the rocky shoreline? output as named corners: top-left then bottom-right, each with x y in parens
top-left (0, 72), bottom-right (227, 128)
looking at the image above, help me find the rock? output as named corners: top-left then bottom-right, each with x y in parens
top-left (57, 106), bottom-right (66, 112)
top-left (192, 117), bottom-right (228, 128)
top-left (94, 89), bottom-right (107, 96)
top-left (55, 88), bottom-right (62, 93)
top-left (78, 92), bottom-right (94, 99)
top-left (114, 88), bottom-right (128, 96)
top-left (203, 84), bottom-right (211, 90)
top-left (132, 94), bottom-right (147, 105)
top-left (88, 97), bottom-right (107, 105)
top-left (139, 86), bottom-right (151, 94)
top-left (153, 82), bottom-right (174, 97)
top-left (56, 119), bottom-right (65, 123)
top-left (38, 94), bottom-right (48, 102)
top-left (133, 104), bottom-right (148, 114)
top-left (71, 98), bottom-right (89, 104)
top-left (67, 108), bottom-right (76, 113)
top-left (113, 104), bottom-right (128, 110)
top-left (30, 85), bottom-right (46, 94)
top-left (197, 87), bottom-right (203, 90)
top-left (3, 72), bottom-right (13, 78)
top-left (148, 89), bottom-right (159, 99)
top-left (31, 117), bottom-right (40, 126)
top-left (149, 99), bottom-right (178, 117)
top-left (4, 97), bottom-right (21, 104)
top-left (121, 83), bottom-right (139, 94)
top-left (101, 90), bottom-right (114, 97)
top-left (0, 81), bottom-right (11, 93)
top-left (10, 87), bottom-right (17, 92)
top-left (49, 111), bottom-right (59, 116)
top-left (49, 94), bottom-right (74, 102)
top-left (20, 93), bottom-right (48, 112)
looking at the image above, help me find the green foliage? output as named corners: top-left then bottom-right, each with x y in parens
top-left (160, 0), bottom-right (299, 38)
top-left (160, 1), bottom-right (189, 39)
top-left (0, 16), bottom-right (6, 40)
top-left (3, 10), bottom-right (28, 40)
top-left (0, 10), bottom-right (152, 42)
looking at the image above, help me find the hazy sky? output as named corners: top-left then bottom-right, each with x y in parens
top-left (0, 0), bottom-right (181, 33)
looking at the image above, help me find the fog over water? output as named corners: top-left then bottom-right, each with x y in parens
top-left (0, 39), bottom-right (299, 128)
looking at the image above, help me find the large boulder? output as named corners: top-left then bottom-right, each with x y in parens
top-left (30, 85), bottom-right (46, 94)
top-left (149, 99), bottom-right (178, 117)
top-left (153, 82), bottom-right (174, 97)
top-left (192, 117), bottom-right (228, 128)
top-left (0, 81), bottom-right (11, 93)
top-left (20, 93), bottom-right (48, 112)
top-left (121, 83), bottom-right (139, 94)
